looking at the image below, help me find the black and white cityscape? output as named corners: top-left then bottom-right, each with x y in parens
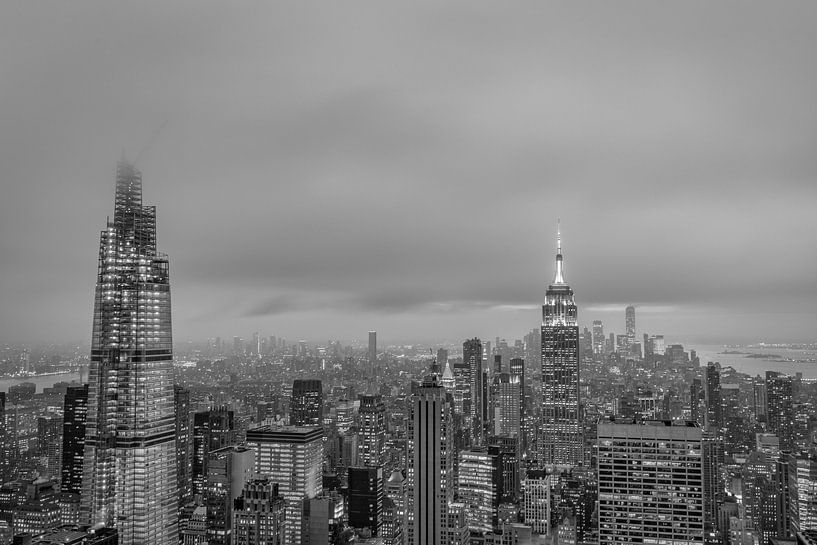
top-left (1, 2), bottom-right (817, 545)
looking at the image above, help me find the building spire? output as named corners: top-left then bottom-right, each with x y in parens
top-left (553, 219), bottom-right (565, 284)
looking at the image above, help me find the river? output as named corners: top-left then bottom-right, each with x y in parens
top-left (689, 344), bottom-right (817, 378)
top-left (0, 371), bottom-right (85, 393)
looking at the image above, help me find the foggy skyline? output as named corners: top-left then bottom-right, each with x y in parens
top-left (1, 2), bottom-right (816, 345)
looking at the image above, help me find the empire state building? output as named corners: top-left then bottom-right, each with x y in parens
top-left (540, 224), bottom-right (582, 467)
top-left (81, 161), bottom-right (178, 543)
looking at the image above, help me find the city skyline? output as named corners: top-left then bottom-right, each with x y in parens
top-left (2, 2), bottom-right (817, 346)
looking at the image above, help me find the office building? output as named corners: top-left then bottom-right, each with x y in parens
top-left (358, 394), bottom-right (386, 467)
top-left (705, 362), bottom-right (722, 431)
top-left (60, 385), bottom-right (87, 495)
top-left (458, 449), bottom-right (494, 534)
top-left (597, 420), bottom-right (704, 544)
top-left (464, 338), bottom-right (484, 447)
top-left (767, 371), bottom-right (795, 452)
top-left (523, 471), bottom-right (550, 535)
top-left (491, 373), bottom-right (521, 438)
top-left (232, 478), bottom-right (286, 545)
top-left (81, 160), bottom-right (178, 544)
top-left (348, 466), bottom-right (384, 536)
top-left (625, 305), bottom-right (636, 347)
top-left (37, 414), bottom-right (62, 479)
top-left (246, 425), bottom-right (324, 545)
top-left (541, 225), bottom-right (582, 466)
top-left (406, 374), bottom-right (455, 545)
top-left (591, 321), bottom-right (604, 356)
top-left (291, 379), bottom-right (324, 427)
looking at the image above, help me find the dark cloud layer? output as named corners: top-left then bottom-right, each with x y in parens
top-left (1, 1), bottom-right (816, 345)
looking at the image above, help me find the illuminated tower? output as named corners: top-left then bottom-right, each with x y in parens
top-left (463, 338), bottom-right (484, 447)
top-left (81, 160), bottom-right (178, 543)
top-left (541, 222), bottom-right (582, 467)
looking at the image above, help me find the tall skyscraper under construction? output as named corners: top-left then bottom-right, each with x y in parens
top-left (81, 160), bottom-right (178, 543)
top-left (541, 223), bottom-right (582, 466)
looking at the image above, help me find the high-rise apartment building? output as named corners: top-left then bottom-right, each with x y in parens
top-left (767, 371), bottom-right (795, 452)
top-left (541, 225), bottom-right (582, 466)
top-left (597, 420), bottom-right (705, 544)
top-left (463, 338), bottom-right (484, 447)
top-left (246, 425), bottom-right (324, 545)
top-left (625, 305), bottom-right (636, 347)
top-left (358, 394), bottom-right (386, 466)
top-left (290, 379), bottom-right (324, 427)
top-left (175, 384), bottom-right (193, 507)
top-left (60, 384), bottom-right (88, 495)
top-left (81, 160), bottom-right (178, 544)
top-left (406, 374), bottom-right (455, 545)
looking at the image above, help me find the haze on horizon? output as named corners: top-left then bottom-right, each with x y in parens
top-left (1, 1), bottom-right (816, 346)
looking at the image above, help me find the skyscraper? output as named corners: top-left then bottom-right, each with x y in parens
top-left (597, 420), bottom-right (705, 544)
top-left (625, 305), bottom-right (636, 347)
top-left (81, 160), bottom-right (178, 543)
top-left (591, 320), bottom-right (604, 356)
top-left (463, 338), bottom-right (483, 447)
top-left (358, 394), bottom-right (386, 466)
top-left (705, 362), bottom-right (722, 431)
top-left (407, 374), bottom-right (455, 545)
top-left (369, 331), bottom-right (377, 375)
top-left (60, 384), bottom-right (88, 496)
top-left (766, 371), bottom-right (795, 452)
top-left (205, 445), bottom-right (255, 545)
top-left (193, 406), bottom-right (237, 497)
top-left (458, 449), bottom-right (494, 534)
top-left (541, 224), bottom-right (582, 466)
top-left (246, 425), bottom-right (324, 545)
top-left (290, 379), bottom-right (323, 427)
top-left (348, 466), bottom-right (384, 536)
top-left (174, 384), bottom-right (193, 508)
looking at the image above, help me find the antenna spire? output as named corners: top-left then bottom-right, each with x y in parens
top-left (553, 219), bottom-right (565, 284)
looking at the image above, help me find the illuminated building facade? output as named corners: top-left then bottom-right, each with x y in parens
top-left (61, 385), bottom-right (88, 495)
top-left (81, 160), bottom-right (178, 544)
top-left (358, 394), bottom-right (386, 466)
top-left (458, 449), bottom-right (494, 535)
top-left (290, 379), bottom-right (324, 427)
top-left (464, 338), bottom-right (483, 447)
top-left (407, 375), bottom-right (454, 545)
top-left (597, 421), bottom-right (704, 544)
top-left (541, 225), bottom-right (582, 466)
top-left (625, 305), bottom-right (636, 347)
top-left (246, 425), bottom-right (323, 545)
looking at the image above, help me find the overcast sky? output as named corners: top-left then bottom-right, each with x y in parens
top-left (1, 1), bottom-right (816, 346)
